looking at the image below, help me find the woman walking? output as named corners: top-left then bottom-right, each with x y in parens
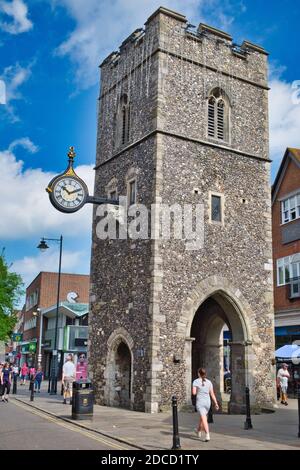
top-left (20, 362), bottom-right (29, 386)
top-left (1, 362), bottom-right (12, 402)
top-left (29, 366), bottom-right (36, 381)
top-left (192, 368), bottom-right (219, 442)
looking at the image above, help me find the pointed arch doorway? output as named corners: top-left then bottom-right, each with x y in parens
top-left (106, 336), bottom-right (133, 409)
top-left (190, 292), bottom-right (248, 413)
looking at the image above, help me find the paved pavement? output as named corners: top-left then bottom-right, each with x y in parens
top-left (0, 397), bottom-right (134, 450)
top-left (8, 381), bottom-right (300, 450)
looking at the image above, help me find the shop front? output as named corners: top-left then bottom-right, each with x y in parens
top-left (20, 340), bottom-right (37, 367)
top-left (41, 302), bottom-right (88, 378)
top-left (275, 343), bottom-right (300, 398)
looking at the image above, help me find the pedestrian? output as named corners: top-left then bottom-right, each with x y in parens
top-left (34, 367), bottom-right (43, 393)
top-left (62, 354), bottom-right (76, 405)
top-left (0, 363), bottom-right (3, 397)
top-left (1, 362), bottom-right (12, 402)
top-left (277, 363), bottom-right (290, 406)
top-left (20, 362), bottom-right (29, 386)
top-left (192, 368), bottom-right (219, 442)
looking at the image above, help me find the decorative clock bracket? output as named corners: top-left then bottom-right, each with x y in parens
top-left (46, 147), bottom-right (119, 214)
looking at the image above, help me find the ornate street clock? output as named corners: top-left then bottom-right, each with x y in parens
top-left (46, 147), bottom-right (118, 213)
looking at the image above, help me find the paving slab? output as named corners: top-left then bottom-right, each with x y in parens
top-left (12, 382), bottom-right (300, 450)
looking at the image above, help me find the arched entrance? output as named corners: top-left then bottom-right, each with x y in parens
top-left (188, 290), bottom-right (250, 413)
top-left (105, 334), bottom-right (133, 409)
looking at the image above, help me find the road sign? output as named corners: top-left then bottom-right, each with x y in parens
top-left (28, 342), bottom-right (36, 353)
top-left (21, 342), bottom-right (37, 353)
top-left (12, 333), bottom-right (23, 342)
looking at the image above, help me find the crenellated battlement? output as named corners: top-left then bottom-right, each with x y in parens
top-left (100, 6), bottom-right (268, 75)
top-left (98, 5), bottom-right (269, 114)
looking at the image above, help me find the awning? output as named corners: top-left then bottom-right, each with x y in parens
top-left (275, 326), bottom-right (300, 336)
top-left (275, 344), bottom-right (300, 361)
top-left (41, 302), bottom-right (89, 319)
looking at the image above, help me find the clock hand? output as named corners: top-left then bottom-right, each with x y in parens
top-left (69, 188), bottom-right (82, 195)
top-left (62, 186), bottom-right (71, 195)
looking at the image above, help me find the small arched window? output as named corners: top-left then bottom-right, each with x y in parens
top-left (116, 93), bottom-right (131, 148)
top-left (207, 88), bottom-right (229, 142)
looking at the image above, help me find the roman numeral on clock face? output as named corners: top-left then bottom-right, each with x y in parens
top-left (51, 174), bottom-right (87, 212)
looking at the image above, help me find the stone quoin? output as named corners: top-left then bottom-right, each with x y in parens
top-left (88, 6), bottom-right (276, 413)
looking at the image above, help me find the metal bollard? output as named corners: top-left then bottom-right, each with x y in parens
top-left (30, 375), bottom-right (35, 402)
top-left (244, 386), bottom-right (253, 430)
top-left (208, 403), bottom-right (214, 423)
top-left (298, 385), bottom-right (300, 438)
top-left (171, 395), bottom-right (181, 450)
top-left (12, 374), bottom-right (17, 394)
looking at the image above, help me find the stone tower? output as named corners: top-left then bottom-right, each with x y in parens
top-left (89, 7), bottom-right (275, 413)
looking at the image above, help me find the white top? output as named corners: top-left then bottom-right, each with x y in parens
top-left (277, 368), bottom-right (290, 387)
top-left (193, 378), bottom-right (213, 398)
top-left (63, 361), bottom-right (76, 378)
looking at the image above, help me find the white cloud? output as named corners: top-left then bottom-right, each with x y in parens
top-left (0, 62), bottom-right (32, 122)
top-left (269, 78), bottom-right (300, 173)
top-left (9, 137), bottom-right (39, 154)
top-left (217, 12), bottom-right (234, 31)
top-left (53, 0), bottom-right (219, 89)
top-left (12, 248), bottom-right (88, 290)
top-left (269, 61), bottom-right (287, 81)
top-left (0, 0), bottom-right (33, 34)
top-left (0, 140), bottom-right (94, 240)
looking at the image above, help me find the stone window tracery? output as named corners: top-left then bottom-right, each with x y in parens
top-left (115, 93), bottom-right (131, 148)
top-left (207, 88), bottom-right (230, 142)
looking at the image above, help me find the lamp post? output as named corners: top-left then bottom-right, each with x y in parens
top-left (32, 308), bottom-right (43, 366)
top-left (37, 235), bottom-right (63, 394)
top-left (244, 340), bottom-right (253, 430)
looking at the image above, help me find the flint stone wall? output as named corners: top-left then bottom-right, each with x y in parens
top-left (89, 6), bottom-right (275, 412)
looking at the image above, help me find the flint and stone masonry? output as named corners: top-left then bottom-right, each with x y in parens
top-left (89, 7), bottom-right (276, 413)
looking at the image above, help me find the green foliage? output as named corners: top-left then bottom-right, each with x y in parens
top-left (0, 249), bottom-right (24, 341)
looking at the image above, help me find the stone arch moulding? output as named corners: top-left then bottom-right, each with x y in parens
top-left (204, 84), bottom-right (233, 106)
top-left (107, 327), bottom-right (135, 350)
top-left (105, 327), bottom-right (135, 408)
top-left (178, 275), bottom-right (257, 342)
top-left (180, 275), bottom-right (259, 409)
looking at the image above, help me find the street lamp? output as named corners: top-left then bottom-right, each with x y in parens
top-left (37, 239), bottom-right (49, 252)
top-left (32, 308), bottom-right (42, 366)
top-left (37, 235), bottom-right (63, 395)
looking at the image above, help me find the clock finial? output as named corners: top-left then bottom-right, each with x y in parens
top-left (68, 146), bottom-right (76, 162)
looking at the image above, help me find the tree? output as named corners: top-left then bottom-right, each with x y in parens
top-left (0, 249), bottom-right (24, 341)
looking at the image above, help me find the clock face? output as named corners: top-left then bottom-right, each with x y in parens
top-left (67, 291), bottom-right (78, 303)
top-left (51, 176), bottom-right (88, 213)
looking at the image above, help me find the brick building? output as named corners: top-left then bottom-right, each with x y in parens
top-left (19, 272), bottom-right (89, 369)
top-left (272, 148), bottom-right (300, 348)
top-left (89, 7), bottom-right (275, 413)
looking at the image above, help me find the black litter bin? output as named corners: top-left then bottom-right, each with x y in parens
top-left (72, 379), bottom-right (94, 420)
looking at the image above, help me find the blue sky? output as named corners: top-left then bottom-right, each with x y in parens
top-left (1, 0), bottom-right (300, 295)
